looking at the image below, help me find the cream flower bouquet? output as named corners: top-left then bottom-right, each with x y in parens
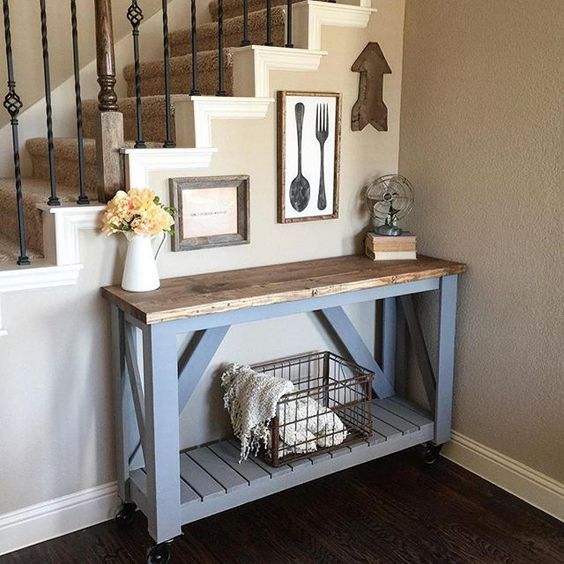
top-left (102, 189), bottom-right (176, 292)
top-left (102, 188), bottom-right (175, 238)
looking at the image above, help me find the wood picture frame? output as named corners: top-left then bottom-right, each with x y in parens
top-left (277, 91), bottom-right (341, 223)
top-left (169, 175), bottom-right (250, 251)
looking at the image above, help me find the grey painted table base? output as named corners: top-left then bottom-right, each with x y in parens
top-left (110, 274), bottom-right (459, 545)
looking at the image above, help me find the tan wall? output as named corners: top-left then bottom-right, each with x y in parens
top-left (400, 0), bottom-right (564, 481)
top-left (0, 0), bottom-right (175, 129)
top-left (0, 0), bottom-right (406, 515)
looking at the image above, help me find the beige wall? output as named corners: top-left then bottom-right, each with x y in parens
top-left (400, 0), bottom-right (564, 481)
top-left (0, 0), bottom-right (406, 515)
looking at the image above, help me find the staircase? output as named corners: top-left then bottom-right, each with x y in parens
top-left (0, 0), bottom-right (298, 263)
top-left (0, 0), bottom-right (375, 332)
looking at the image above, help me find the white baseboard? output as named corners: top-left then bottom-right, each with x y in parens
top-left (443, 431), bottom-right (564, 522)
top-left (1, 433), bottom-right (562, 556)
top-left (0, 482), bottom-right (118, 556)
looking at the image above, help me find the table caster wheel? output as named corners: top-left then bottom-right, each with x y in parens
top-left (147, 542), bottom-right (172, 564)
top-left (115, 503), bottom-right (137, 527)
top-left (421, 442), bottom-right (442, 465)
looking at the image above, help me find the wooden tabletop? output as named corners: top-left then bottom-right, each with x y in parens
top-left (102, 255), bottom-right (466, 325)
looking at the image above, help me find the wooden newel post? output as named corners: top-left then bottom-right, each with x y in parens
top-left (95, 0), bottom-right (118, 112)
top-left (95, 0), bottom-right (124, 202)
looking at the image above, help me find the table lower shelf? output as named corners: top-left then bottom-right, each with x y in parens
top-left (129, 396), bottom-right (434, 526)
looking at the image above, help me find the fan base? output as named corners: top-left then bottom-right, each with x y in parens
top-left (375, 225), bottom-right (403, 237)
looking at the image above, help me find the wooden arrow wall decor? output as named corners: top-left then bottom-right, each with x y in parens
top-left (351, 42), bottom-right (392, 132)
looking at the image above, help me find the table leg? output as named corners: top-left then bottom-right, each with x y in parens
top-left (435, 274), bottom-right (459, 444)
top-left (395, 304), bottom-right (408, 397)
top-left (111, 305), bottom-right (132, 503)
top-left (382, 298), bottom-right (397, 392)
top-left (143, 323), bottom-right (182, 543)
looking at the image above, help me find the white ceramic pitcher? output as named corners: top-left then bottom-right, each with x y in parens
top-left (121, 234), bottom-right (163, 292)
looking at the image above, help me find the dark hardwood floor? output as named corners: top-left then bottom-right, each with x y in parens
top-left (3, 449), bottom-right (563, 563)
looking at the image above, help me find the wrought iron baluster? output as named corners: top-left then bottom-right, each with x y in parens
top-left (70, 0), bottom-right (88, 204)
top-left (127, 0), bottom-right (145, 148)
top-left (40, 0), bottom-right (59, 206)
top-left (216, 0), bottom-right (226, 96)
top-left (286, 0), bottom-right (293, 48)
top-left (161, 0), bottom-right (174, 147)
top-left (265, 0), bottom-right (273, 46)
top-left (2, 0), bottom-right (29, 265)
top-left (189, 0), bottom-right (200, 95)
top-left (241, 0), bottom-right (250, 46)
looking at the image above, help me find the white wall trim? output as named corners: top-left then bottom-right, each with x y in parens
top-left (443, 431), bottom-right (564, 522)
top-left (0, 263), bottom-right (83, 293)
top-left (0, 482), bottom-right (118, 557)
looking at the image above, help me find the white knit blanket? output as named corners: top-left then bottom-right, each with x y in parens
top-left (221, 363), bottom-right (348, 462)
top-left (279, 396), bottom-right (348, 456)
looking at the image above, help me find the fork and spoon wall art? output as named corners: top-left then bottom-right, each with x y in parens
top-left (277, 91), bottom-right (342, 223)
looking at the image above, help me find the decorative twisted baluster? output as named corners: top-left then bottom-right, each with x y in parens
top-left (40, 0), bottom-right (60, 206)
top-left (216, 0), bottom-right (226, 96)
top-left (286, 0), bottom-right (293, 48)
top-left (127, 0), bottom-right (145, 148)
top-left (265, 0), bottom-right (273, 46)
top-left (190, 0), bottom-right (200, 95)
top-left (70, 0), bottom-right (88, 205)
top-left (2, 0), bottom-right (29, 265)
top-left (161, 0), bottom-right (174, 147)
top-left (241, 0), bottom-right (250, 46)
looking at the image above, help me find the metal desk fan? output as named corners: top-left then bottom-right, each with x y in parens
top-left (365, 174), bottom-right (414, 236)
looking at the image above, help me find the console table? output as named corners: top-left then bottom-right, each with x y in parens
top-left (102, 254), bottom-right (465, 559)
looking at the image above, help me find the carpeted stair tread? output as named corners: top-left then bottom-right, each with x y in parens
top-left (170, 7), bottom-right (286, 57)
top-left (26, 137), bottom-right (98, 194)
top-left (0, 177), bottom-right (85, 256)
top-left (27, 137), bottom-right (97, 164)
top-left (83, 96), bottom-right (172, 143)
top-left (125, 7), bottom-right (286, 97)
top-left (208, 0), bottom-right (300, 22)
top-left (0, 232), bottom-right (43, 264)
top-left (26, 137), bottom-right (163, 192)
top-left (124, 48), bottom-right (235, 98)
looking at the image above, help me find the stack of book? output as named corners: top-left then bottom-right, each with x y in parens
top-left (365, 232), bottom-right (417, 260)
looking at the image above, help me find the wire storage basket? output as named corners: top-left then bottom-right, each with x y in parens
top-left (251, 352), bottom-right (373, 467)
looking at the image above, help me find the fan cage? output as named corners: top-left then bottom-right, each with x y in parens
top-left (365, 174), bottom-right (414, 222)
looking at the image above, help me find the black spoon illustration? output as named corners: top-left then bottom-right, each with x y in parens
top-left (289, 102), bottom-right (310, 212)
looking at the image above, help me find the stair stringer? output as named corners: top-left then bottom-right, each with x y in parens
top-left (293, 0), bottom-right (376, 51)
top-left (123, 147), bottom-right (217, 187)
top-left (0, 204), bottom-right (104, 336)
top-left (173, 96), bottom-right (274, 149)
top-left (231, 45), bottom-right (327, 98)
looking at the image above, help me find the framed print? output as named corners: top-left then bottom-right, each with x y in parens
top-left (169, 175), bottom-right (250, 251)
top-left (277, 91), bottom-right (341, 223)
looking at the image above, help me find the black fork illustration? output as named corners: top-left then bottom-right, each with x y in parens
top-left (316, 103), bottom-right (329, 210)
